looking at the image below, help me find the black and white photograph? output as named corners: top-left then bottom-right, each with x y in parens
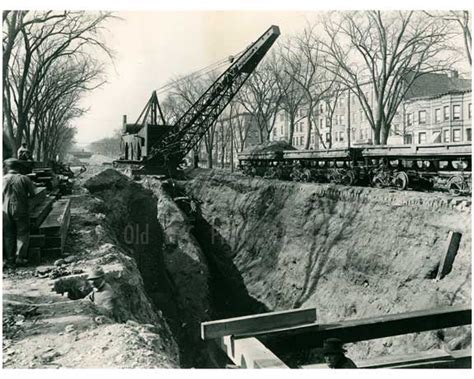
top-left (1, 0), bottom-right (472, 372)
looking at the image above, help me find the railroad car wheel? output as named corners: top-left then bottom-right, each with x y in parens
top-left (394, 172), bottom-right (409, 190)
top-left (448, 175), bottom-right (469, 195)
top-left (372, 176), bottom-right (385, 188)
top-left (341, 170), bottom-right (356, 186)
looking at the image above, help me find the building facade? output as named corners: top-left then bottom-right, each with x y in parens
top-left (270, 71), bottom-right (471, 150)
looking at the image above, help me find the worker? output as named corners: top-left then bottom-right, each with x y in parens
top-left (87, 266), bottom-right (118, 320)
top-left (3, 158), bottom-right (36, 267)
top-left (17, 143), bottom-right (32, 161)
top-left (322, 338), bottom-right (357, 368)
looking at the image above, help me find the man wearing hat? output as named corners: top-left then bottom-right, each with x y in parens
top-left (87, 266), bottom-right (118, 320)
top-left (322, 338), bottom-right (357, 368)
top-left (3, 158), bottom-right (36, 267)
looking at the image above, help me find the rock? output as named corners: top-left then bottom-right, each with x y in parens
top-left (126, 320), bottom-right (140, 328)
top-left (65, 324), bottom-right (76, 333)
top-left (64, 255), bottom-right (76, 264)
top-left (36, 265), bottom-right (54, 275)
top-left (54, 259), bottom-right (65, 267)
top-left (41, 350), bottom-right (60, 362)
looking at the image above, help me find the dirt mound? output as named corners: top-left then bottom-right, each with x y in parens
top-left (84, 168), bottom-right (129, 192)
top-left (88, 154), bottom-right (114, 166)
top-left (180, 170), bottom-right (471, 362)
top-left (3, 188), bottom-right (179, 368)
top-left (243, 141), bottom-right (296, 154)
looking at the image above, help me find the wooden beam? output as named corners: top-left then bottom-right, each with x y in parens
top-left (201, 308), bottom-right (316, 340)
top-left (219, 336), bottom-right (288, 368)
top-left (241, 305), bottom-right (471, 352)
top-left (302, 349), bottom-right (471, 369)
top-left (437, 231), bottom-right (462, 280)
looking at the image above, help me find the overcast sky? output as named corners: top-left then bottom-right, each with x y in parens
top-left (73, 11), bottom-right (321, 145)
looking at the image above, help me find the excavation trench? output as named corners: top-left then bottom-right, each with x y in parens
top-left (84, 169), bottom-right (266, 368)
top-left (84, 169), bottom-right (471, 367)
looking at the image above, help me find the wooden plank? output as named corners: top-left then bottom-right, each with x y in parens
top-left (28, 187), bottom-right (47, 210)
top-left (27, 247), bottom-right (41, 265)
top-left (39, 199), bottom-right (71, 233)
top-left (357, 349), bottom-right (452, 368)
top-left (243, 305), bottom-right (471, 352)
top-left (30, 197), bottom-right (54, 229)
top-left (437, 231), bottom-right (462, 280)
top-left (42, 247), bottom-right (62, 258)
top-left (302, 349), bottom-right (471, 369)
top-left (44, 236), bottom-right (62, 248)
top-left (29, 234), bottom-right (45, 248)
top-left (219, 336), bottom-right (288, 368)
top-left (201, 308), bottom-right (317, 340)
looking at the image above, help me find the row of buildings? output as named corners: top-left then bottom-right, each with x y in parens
top-left (195, 70), bottom-right (471, 167)
top-left (271, 70), bottom-right (472, 150)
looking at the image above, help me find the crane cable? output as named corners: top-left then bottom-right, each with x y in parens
top-left (155, 48), bottom-right (245, 96)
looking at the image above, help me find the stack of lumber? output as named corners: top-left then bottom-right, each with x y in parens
top-left (39, 199), bottom-right (71, 258)
top-left (29, 167), bottom-right (59, 191)
top-left (27, 195), bottom-right (71, 264)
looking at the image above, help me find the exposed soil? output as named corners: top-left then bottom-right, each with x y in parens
top-left (3, 172), bottom-right (179, 368)
top-left (179, 169), bottom-right (472, 363)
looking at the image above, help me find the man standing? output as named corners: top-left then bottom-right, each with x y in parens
top-left (322, 338), bottom-right (357, 368)
top-left (3, 158), bottom-right (36, 267)
top-left (87, 266), bottom-right (118, 320)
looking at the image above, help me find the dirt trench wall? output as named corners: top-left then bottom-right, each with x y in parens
top-left (180, 170), bottom-right (471, 361)
top-left (85, 170), bottom-right (212, 367)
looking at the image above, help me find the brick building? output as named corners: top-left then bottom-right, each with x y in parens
top-left (270, 71), bottom-right (471, 150)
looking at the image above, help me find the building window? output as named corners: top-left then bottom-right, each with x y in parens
top-left (469, 103), bottom-right (472, 119)
top-left (340, 115), bottom-right (345, 125)
top-left (453, 104), bottom-right (461, 120)
top-left (326, 133), bottom-right (331, 143)
top-left (404, 134), bottom-right (413, 144)
top-left (407, 113), bottom-right (413, 126)
top-left (418, 132), bottom-right (427, 144)
top-left (335, 132), bottom-right (339, 142)
top-left (418, 110), bottom-right (426, 124)
top-left (435, 108), bottom-right (441, 123)
top-left (359, 129), bottom-right (363, 140)
top-left (326, 119), bottom-right (331, 127)
top-left (444, 129), bottom-right (450, 143)
top-left (360, 110), bottom-right (364, 122)
top-left (335, 116), bottom-right (339, 125)
top-left (320, 104), bottom-right (324, 113)
top-left (453, 129), bottom-right (461, 142)
top-left (466, 128), bottom-right (471, 141)
top-left (444, 106), bottom-right (450, 120)
top-left (300, 109), bottom-right (305, 117)
top-left (320, 119), bottom-right (323, 128)
top-left (339, 131), bottom-right (344, 141)
top-left (280, 113), bottom-right (284, 121)
top-left (273, 128), bottom-right (277, 136)
top-left (300, 136), bottom-right (304, 146)
top-left (280, 125), bottom-right (283, 134)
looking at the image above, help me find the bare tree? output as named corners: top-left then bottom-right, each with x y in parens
top-left (321, 81), bottom-right (345, 149)
top-left (167, 73), bottom-right (217, 168)
top-left (322, 11), bottom-right (456, 145)
top-left (424, 10), bottom-right (471, 67)
top-left (273, 39), bottom-right (307, 145)
top-left (3, 11), bottom-right (113, 157)
top-left (237, 52), bottom-right (282, 143)
top-left (282, 24), bottom-right (337, 149)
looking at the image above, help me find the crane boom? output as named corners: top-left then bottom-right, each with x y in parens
top-left (117, 25), bottom-right (280, 174)
top-left (148, 25), bottom-right (280, 168)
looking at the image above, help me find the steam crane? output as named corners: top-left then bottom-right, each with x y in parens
top-left (116, 25), bottom-right (280, 175)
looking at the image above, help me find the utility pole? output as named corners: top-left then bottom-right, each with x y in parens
top-left (230, 121), bottom-right (234, 172)
top-left (347, 88), bottom-right (351, 148)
